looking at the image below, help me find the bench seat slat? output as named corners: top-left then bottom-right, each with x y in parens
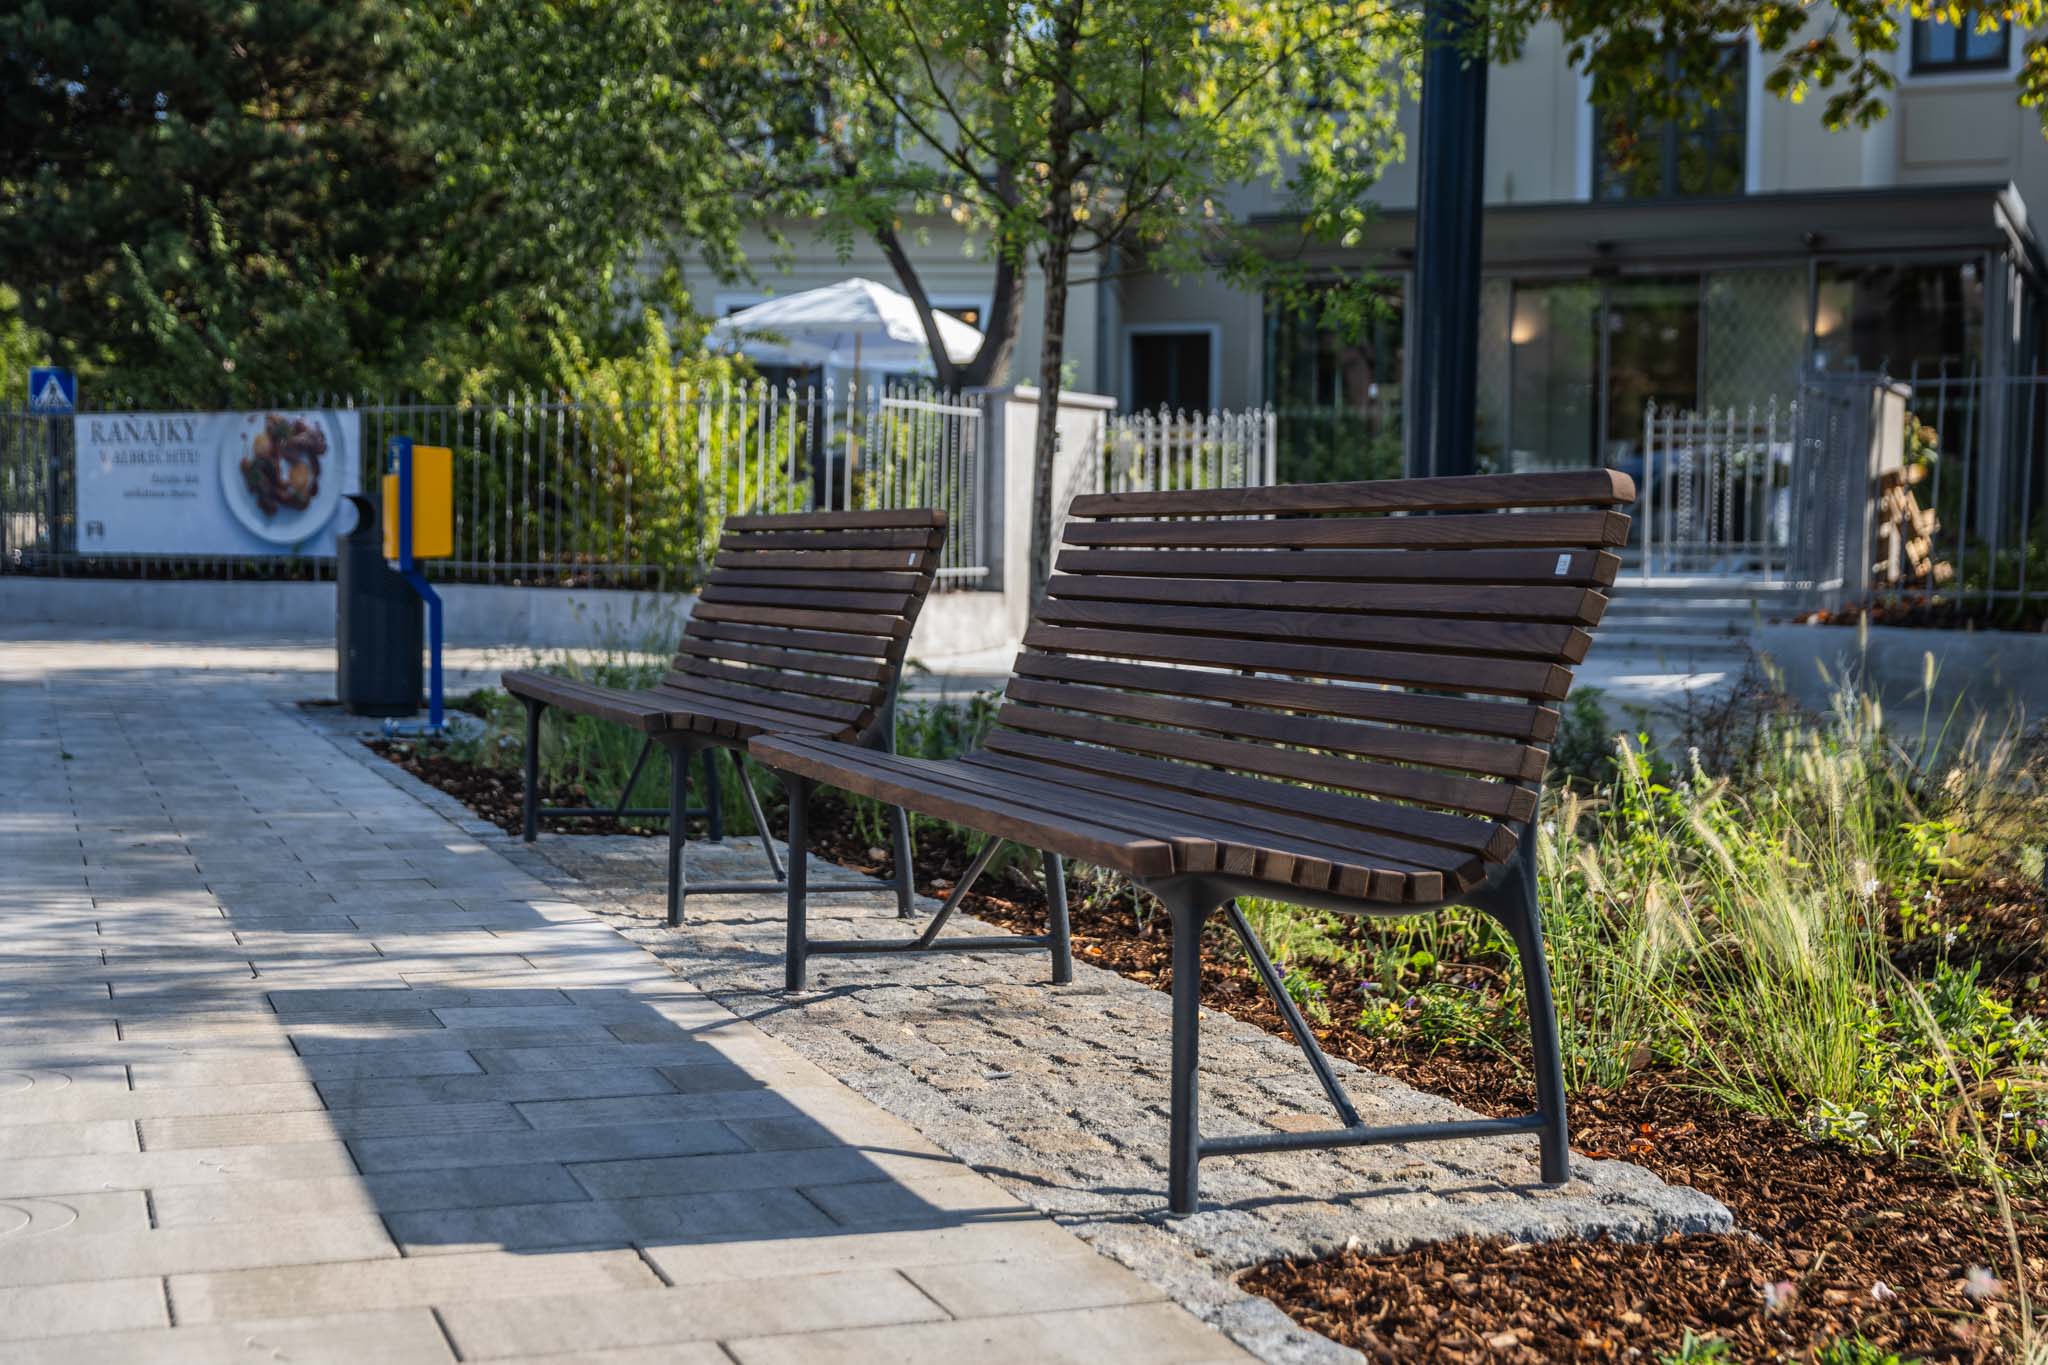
top-left (721, 528), bottom-right (944, 551)
top-left (1009, 653), bottom-right (1558, 742)
top-left (1002, 678), bottom-right (1545, 780)
top-left (686, 618), bottom-right (897, 659)
top-left (668, 658), bottom-right (875, 704)
top-left (1046, 575), bottom-right (1607, 626)
top-left (965, 754), bottom-right (1477, 901)
top-left (751, 735), bottom-right (1181, 876)
top-left (699, 584), bottom-right (917, 614)
top-left (706, 568), bottom-right (926, 593)
top-left (653, 676), bottom-right (869, 725)
top-left (995, 703), bottom-right (1535, 823)
top-left (1068, 469), bottom-right (1634, 520)
top-left (691, 601), bottom-right (911, 640)
top-left (1053, 547), bottom-right (1623, 588)
top-left (1034, 597), bottom-right (1593, 664)
top-left (1061, 510), bottom-right (1629, 552)
top-left (672, 639), bottom-right (891, 683)
top-left (725, 509), bottom-right (945, 531)
top-left (1021, 624), bottom-right (1573, 700)
top-left (714, 548), bottom-right (941, 571)
top-left (983, 732), bottom-right (1515, 859)
top-left (501, 671), bottom-right (675, 733)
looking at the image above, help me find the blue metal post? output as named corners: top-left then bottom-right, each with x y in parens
top-left (388, 435), bottom-right (444, 731)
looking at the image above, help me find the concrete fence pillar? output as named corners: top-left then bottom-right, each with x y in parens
top-left (967, 384), bottom-right (1115, 639)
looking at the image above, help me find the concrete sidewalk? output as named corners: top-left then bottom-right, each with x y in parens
top-left (0, 634), bottom-right (1249, 1363)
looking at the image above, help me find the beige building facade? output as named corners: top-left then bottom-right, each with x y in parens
top-left (703, 15), bottom-right (2048, 483)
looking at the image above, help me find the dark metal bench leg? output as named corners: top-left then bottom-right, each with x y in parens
top-left (1164, 884), bottom-right (1215, 1215)
top-left (1505, 860), bottom-right (1570, 1184)
top-left (665, 742), bottom-right (690, 927)
top-left (519, 699), bottom-right (543, 843)
top-left (784, 775), bottom-right (813, 990)
top-left (700, 749), bottom-right (724, 842)
top-left (888, 804), bottom-right (916, 919)
top-left (1044, 852), bottom-right (1073, 986)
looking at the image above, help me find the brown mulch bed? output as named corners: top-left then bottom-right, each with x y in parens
top-left (367, 739), bottom-right (672, 837)
top-left (375, 743), bottom-right (2045, 1362)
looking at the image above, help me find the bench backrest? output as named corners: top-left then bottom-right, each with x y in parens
top-left (983, 471), bottom-right (1634, 886)
top-left (667, 509), bottom-right (947, 740)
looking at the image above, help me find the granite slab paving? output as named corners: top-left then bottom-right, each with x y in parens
top-left (0, 633), bottom-right (1253, 1364)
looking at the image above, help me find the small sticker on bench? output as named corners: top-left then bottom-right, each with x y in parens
top-left (1554, 553), bottom-right (1571, 575)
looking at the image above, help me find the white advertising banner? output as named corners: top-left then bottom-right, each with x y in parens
top-left (73, 409), bottom-right (363, 556)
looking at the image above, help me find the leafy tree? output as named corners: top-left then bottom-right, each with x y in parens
top-left (0, 0), bottom-right (445, 406)
top-left (1499, 0), bottom-right (2048, 152)
top-left (768, 0), bottom-right (1412, 597)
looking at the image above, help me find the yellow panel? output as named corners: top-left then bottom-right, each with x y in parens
top-left (381, 445), bottom-right (455, 559)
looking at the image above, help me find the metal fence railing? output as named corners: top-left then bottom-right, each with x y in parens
top-left (1103, 406), bottom-right (1277, 494)
top-left (0, 382), bottom-right (990, 592)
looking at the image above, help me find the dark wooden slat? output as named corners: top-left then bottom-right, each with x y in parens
top-left (672, 657), bottom-right (874, 704)
top-left (1067, 469), bottom-right (1635, 519)
top-left (685, 617), bottom-right (896, 659)
top-left (1033, 599), bottom-right (1592, 664)
top-left (982, 730), bottom-right (1515, 863)
top-left (1054, 547), bottom-right (1623, 588)
top-left (699, 584), bottom-right (915, 615)
top-left (707, 568), bottom-right (925, 593)
top-left (1046, 574), bottom-right (1607, 626)
top-left (500, 672), bottom-right (673, 734)
top-left (714, 548), bottom-right (939, 572)
top-left (721, 528), bottom-right (944, 551)
top-left (725, 508), bottom-right (945, 531)
top-left (671, 639), bottom-right (891, 683)
top-left (672, 691), bottom-right (848, 740)
top-left (996, 704), bottom-right (1533, 821)
top-left (749, 737), bottom-right (1178, 876)
top-left (691, 601), bottom-right (910, 640)
top-left (964, 754), bottom-right (1465, 901)
top-left (656, 675), bottom-right (868, 724)
top-left (1010, 653), bottom-right (1559, 742)
top-left (851, 752), bottom-right (1364, 895)
top-left (1021, 625), bottom-right (1572, 700)
top-left (1003, 678), bottom-right (1545, 780)
top-left (1061, 510), bottom-right (1630, 552)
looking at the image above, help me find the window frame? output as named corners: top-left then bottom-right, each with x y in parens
top-left (1589, 44), bottom-right (1749, 203)
top-left (1124, 323), bottom-right (1223, 414)
top-left (1908, 17), bottom-right (2012, 76)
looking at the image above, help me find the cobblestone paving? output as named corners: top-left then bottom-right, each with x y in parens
top-left (430, 781), bottom-right (1734, 1362)
top-left (0, 633), bottom-right (1253, 1364)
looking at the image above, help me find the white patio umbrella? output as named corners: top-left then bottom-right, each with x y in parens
top-left (704, 277), bottom-right (984, 378)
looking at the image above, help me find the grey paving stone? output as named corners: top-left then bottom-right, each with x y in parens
top-left (0, 1080), bottom-right (323, 1125)
top-left (437, 1271), bottom-right (948, 1359)
top-left (170, 1247), bottom-right (658, 1323)
top-left (639, 1218), bottom-right (1095, 1286)
top-left (0, 1119), bottom-right (137, 1159)
top-left (351, 1117), bottom-right (749, 1173)
top-left (389, 1186), bottom-right (836, 1254)
top-left (905, 1253), bottom-right (1167, 1316)
top-left (0, 1307), bottom-right (455, 1365)
top-left (148, 1162), bottom-right (587, 1227)
top-left (139, 1100), bottom-right (530, 1150)
top-left (723, 1302), bottom-right (1250, 1365)
top-left (800, 1172), bottom-right (1035, 1227)
top-left (316, 1065), bottom-right (677, 1110)
top-left (0, 1141), bottom-right (359, 1199)
top-left (0, 1214), bottom-right (397, 1287)
top-left (568, 1143), bottom-right (957, 1200)
top-left (470, 1042), bottom-right (733, 1074)
top-left (0, 1277), bottom-right (169, 1341)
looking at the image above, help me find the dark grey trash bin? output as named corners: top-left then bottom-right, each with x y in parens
top-left (335, 493), bottom-right (422, 716)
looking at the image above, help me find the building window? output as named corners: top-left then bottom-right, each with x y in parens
top-left (1128, 330), bottom-right (1214, 413)
top-left (1910, 19), bottom-right (2010, 74)
top-left (1593, 46), bottom-right (1747, 201)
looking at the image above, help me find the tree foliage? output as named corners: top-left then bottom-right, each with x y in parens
top-left (753, 0), bottom-right (1415, 594)
top-left (0, 0), bottom-right (443, 405)
top-left (1500, 0), bottom-right (2048, 145)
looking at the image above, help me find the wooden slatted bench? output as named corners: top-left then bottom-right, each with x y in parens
top-left (502, 509), bottom-right (1032, 933)
top-left (747, 469), bottom-right (1635, 1213)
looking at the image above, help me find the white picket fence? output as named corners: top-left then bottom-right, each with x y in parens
top-left (1104, 406), bottom-right (1277, 494)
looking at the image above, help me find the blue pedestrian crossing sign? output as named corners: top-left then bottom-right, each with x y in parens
top-left (27, 367), bottom-right (76, 414)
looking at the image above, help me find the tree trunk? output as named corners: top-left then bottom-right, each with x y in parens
top-left (1027, 221), bottom-right (1076, 607)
